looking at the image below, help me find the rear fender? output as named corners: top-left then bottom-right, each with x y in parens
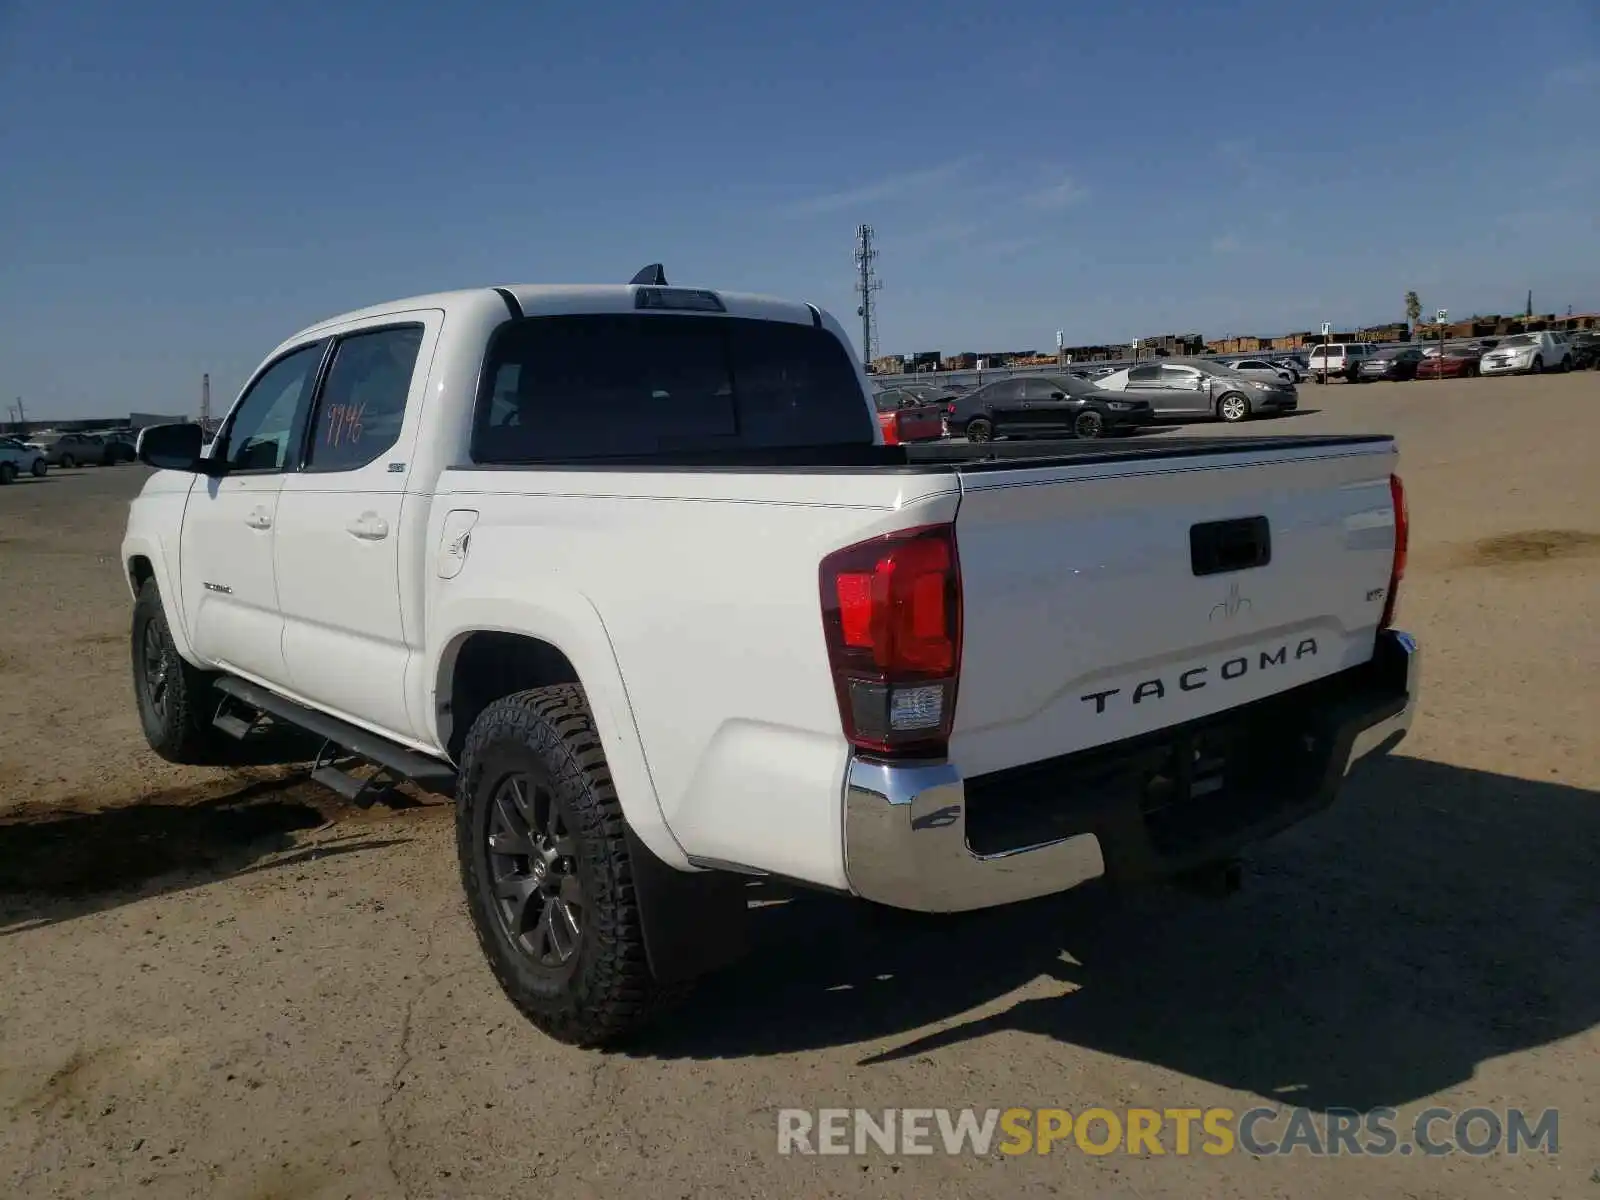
top-left (429, 592), bottom-right (689, 870)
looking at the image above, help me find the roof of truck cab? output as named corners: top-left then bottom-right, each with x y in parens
top-left (288, 284), bottom-right (823, 344)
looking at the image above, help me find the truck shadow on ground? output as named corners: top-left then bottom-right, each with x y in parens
top-left (0, 766), bottom-right (422, 936)
top-left (639, 754), bottom-right (1599, 1112)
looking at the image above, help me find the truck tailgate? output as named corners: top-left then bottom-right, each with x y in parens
top-left (949, 437), bottom-right (1398, 777)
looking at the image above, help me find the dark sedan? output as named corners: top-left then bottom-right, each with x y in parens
top-left (1357, 347), bottom-right (1425, 382)
top-left (948, 374), bottom-right (1153, 441)
top-left (1414, 348), bottom-right (1481, 379)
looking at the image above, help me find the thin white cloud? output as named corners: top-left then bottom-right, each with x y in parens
top-left (1545, 59), bottom-right (1599, 92)
top-left (1024, 176), bottom-right (1089, 211)
top-left (777, 159), bottom-right (981, 218)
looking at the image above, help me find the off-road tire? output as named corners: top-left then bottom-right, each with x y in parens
top-left (131, 578), bottom-right (227, 763)
top-left (456, 685), bottom-right (686, 1046)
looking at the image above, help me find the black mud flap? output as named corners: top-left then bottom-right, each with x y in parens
top-left (624, 826), bottom-right (751, 985)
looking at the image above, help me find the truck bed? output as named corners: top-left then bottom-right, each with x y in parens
top-left (449, 432), bottom-right (1391, 474)
top-left (435, 431), bottom-right (1400, 888)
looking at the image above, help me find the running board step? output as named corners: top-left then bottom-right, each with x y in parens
top-left (211, 676), bottom-right (457, 795)
top-left (310, 762), bottom-right (377, 804)
top-left (213, 712), bottom-right (257, 740)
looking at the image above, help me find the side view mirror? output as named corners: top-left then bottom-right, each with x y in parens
top-left (137, 422), bottom-right (213, 474)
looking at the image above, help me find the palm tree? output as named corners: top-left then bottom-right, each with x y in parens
top-left (1405, 291), bottom-right (1422, 332)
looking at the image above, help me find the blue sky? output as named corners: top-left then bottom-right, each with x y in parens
top-left (2, 0), bottom-right (1596, 418)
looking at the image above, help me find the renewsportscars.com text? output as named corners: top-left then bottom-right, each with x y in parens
top-left (776, 1106), bottom-right (1560, 1158)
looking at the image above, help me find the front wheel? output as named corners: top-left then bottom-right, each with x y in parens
top-left (1216, 392), bottom-right (1250, 423)
top-left (31, 458), bottom-right (47, 477)
top-left (131, 578), bottom-right (227, 763)
top-left (456, 685), bottom-right (685, 1047)
top-left (59, 453), bottom-right (76, 469)
top-left (964, 416), bottom-right (994, 443)
top-left (1072, 410), bottom-right (1106, 439)
top-left (1529, 356), bottom-right (1543, 374)
top-left (0, 462), bottom-right (15, 486)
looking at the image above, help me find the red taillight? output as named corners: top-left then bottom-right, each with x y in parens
top-left (819, 523), bottom-right (963, 758)
top-left (878, 411), bottom-right (902, 445)
top-left (1381, 473), bottom-right (1408, 629)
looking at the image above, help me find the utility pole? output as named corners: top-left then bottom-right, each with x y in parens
top-left (854, 224), bottom-right (883, 369)
top-left (201, 373), bottom-right (211, 428)
top-left (14, 396), bottom-right (25, 428)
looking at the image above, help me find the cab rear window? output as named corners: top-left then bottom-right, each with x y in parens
top-left (472, 314), bottom-right (873, 462)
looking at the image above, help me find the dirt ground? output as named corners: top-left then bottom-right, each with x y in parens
top-left (1, 372), bottom-right (1596, 1199)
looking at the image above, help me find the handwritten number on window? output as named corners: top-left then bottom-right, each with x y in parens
top-left (324, 402), bottom-right (366, 448)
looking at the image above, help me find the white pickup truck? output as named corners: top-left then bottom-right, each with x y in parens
top-left (122, 269), bottom-right (1419, 1046)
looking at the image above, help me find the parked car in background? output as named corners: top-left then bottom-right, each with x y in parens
top-left (0, 436), bottom-right (50, 483)
top-left (1271, 355), bottom-right (1308, 381)
top-left (1479, 331), bottom-right (1573, 376)
top-left (45, 432), bottom-right (138, 467)
top-left (949, 373), bottom-right (1152, 440)
top-left (1357, 347), bottom-right (1425, 382)
top-left (1306, 343), bottom-right (1375, 382)
top-left (1567, 332), bottom-right (1600, 369)
top-left (1225, 357), bottom-right (1296, 385)
top-left (1414, 347), bottom-right (1481, 379)
top-left (1094, 358), bottom-right (1297, 423)
top-left (873, 387), bottom-right (947, 444)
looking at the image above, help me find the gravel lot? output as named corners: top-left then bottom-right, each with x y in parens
top-left (2, 372), bottom-right (1596, 1199)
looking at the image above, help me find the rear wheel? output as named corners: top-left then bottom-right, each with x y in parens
top-left (31, 458), bottom-right (47, 477)
top-left (1072, 410), bottom-right (1105, 439)
top-left (60, 453), bottom-right (76, 469)
top-left (457, 685), bottom-right (686, 1046)
top-left (0, 462), bottom-right (15, 486)
top-left (1216, 392), bottom-right (1250, 423)
top-left (964, 416), bottom-right (994, 443)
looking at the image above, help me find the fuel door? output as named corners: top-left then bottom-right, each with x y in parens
top-left (437, 509), bottom-right (479, 580)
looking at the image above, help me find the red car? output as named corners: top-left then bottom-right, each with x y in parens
top-left (873, 387), bottom-right (947, 443)
top-left (1415, 349), bottom-right (1481, 379)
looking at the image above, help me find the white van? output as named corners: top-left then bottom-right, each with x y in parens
top-left (1307, 343), bottom-right (1375, 382)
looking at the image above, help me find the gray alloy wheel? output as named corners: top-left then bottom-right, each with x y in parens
top-left (1217, 393), bottom-right (1250, 422)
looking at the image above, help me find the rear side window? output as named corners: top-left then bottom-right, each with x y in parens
top-left (472, 314), bottom-right (873, 462)
top-left (305, 325), bottom-right (424, 473)
top-left (1128, 365), bottom-right (1161, 383)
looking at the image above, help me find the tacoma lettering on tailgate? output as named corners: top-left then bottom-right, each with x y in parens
top-left (1079, 638), bottom-right (1319, 715)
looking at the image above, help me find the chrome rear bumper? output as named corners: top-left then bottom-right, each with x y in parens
top-left (843, 629), bottom-right (1420, 913)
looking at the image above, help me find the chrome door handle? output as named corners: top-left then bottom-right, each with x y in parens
top-left (245, 507), bottom-right (273, 530)
top-left (347, 513), bottom-right (390, 541)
